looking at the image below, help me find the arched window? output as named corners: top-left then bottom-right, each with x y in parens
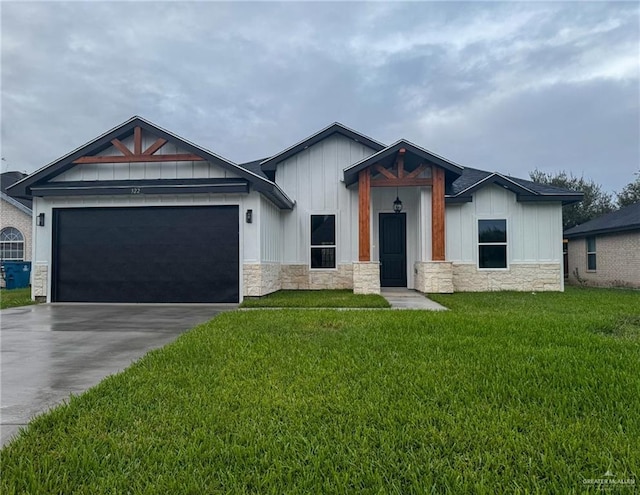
top-left (0, 227), bottom-right (24, 261)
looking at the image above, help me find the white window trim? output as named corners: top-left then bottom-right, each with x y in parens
top-left (0, 227), bottom-right (25, 261)
top-left (476, 217), bottom-right (509, 271)
top-left (309, 212), bottom-right (338, 271)
top-left (586, 236), bottom-right (596, 272)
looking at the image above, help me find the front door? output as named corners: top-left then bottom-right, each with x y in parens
top-left (379, 213), bottom-right (407, 287)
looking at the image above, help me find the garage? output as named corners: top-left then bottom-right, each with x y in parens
top-left (52, 206), bottom-right (239, 303)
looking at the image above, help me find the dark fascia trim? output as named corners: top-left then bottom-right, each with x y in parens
top-left (450, 172), bottom-right (584, 205)
top-left (30, 179), bottom-right (250, 197)
top-left (260, 122), bottom-right (386, 173)
top-left (343, 139), bottom-right (465, 186)
top-left (517, 194), bottom-right (584, 205)
top-left (445, 195), bottom-right (473, 204)
top-left (564, 225), bottom-right (640, 239)
top-left (7, 116), bottom-right (295, 209)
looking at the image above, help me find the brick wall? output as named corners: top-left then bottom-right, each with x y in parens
top-left (567, 231), bottom-right (640, 288)
top-left (0, 199), bottom-right (32, 260)
top-left (1, 200), bottom-right (32, 288)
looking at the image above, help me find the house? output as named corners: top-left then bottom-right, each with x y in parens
top-left (564, 202), bottom-right (640, 288)
top-left (7, 116), bottom-right (583, 303)
top-left (1, 172), bottom-right (33, 287)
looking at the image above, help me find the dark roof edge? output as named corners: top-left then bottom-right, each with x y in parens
top-left (565, 224), bottom-right (640, 238)
top-left (343, 139), bottom-right (465, 185)
top-left (6, 116), bottom-right (295, 209)
top-left (1, 191), bottom-right (32, 215)
top-left (450, 172), bottom-right (583, 205)
top-left (260, 122), bottom-right (386, 172)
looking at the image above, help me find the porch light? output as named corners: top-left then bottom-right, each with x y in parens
top-left (393, 196), bottom-right (403, 213)
top-left (37, 213), bottom-right (45, 227)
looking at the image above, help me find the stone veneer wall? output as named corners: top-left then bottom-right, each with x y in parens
top-left (567, 232), bottom-right (640, 288)
top-left (352, 262), bottom-right (381, 294)
top-left (280, 264), bottom-right (353, 290)
top-left (452, 263), bottom-right (562, 292)
top-left (32, 263), bottom-right (48, 301)
top-left (414, 262), bottom-right (454, 293)
top-left (243, 263), bottom-right (282, 297)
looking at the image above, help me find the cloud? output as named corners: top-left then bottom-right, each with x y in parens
top-left (1, 1), bottom-right (638, 193)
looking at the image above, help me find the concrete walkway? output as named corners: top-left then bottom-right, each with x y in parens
top-left (381, 288), bottom-right (448, 310)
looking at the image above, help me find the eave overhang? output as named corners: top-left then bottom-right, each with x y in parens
top-left (260, 122), bottom-right (386, 174)
top-left (564, 225), bottom-right (640, 239)
top-left (343, 139), bottom-right (464, 186)
top-left (7, 116), bottom-right (295, 210)
top-left (447, 172), bottom-right (584, 205)
top-left (29, 179), bottom-right (251, 197)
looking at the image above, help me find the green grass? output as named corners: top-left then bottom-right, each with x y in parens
top-left (2, 287), bottom-right (639, 493)
top-left (0, 287), bottom-right (37, 309)
top-left (240, 289), bottom-right (390, 308)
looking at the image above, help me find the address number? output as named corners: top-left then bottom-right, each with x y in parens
top-left (131, 187), bottom-right (141, 194)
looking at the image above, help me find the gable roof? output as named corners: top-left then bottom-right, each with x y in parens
top-left (447, 168), bottom-right (584, 204)
top-left (1, 172), bottom-right (32, 213)
top-left (564, 202), bottom-right (640, 238)
top-left (7, 116), bottom-right (294, 209)
top-left (260, 122), bottom-right (386, 174)
top-left (343, 139), bottom-right (465, 186)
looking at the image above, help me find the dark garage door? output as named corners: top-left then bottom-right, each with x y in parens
top-left (52, 206), bottom-right (239, 303)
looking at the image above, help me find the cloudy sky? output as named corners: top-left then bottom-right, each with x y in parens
top-left (2, 1), bottom-right (638, 194)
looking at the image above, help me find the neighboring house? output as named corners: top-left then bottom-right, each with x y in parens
top-left (1, 172), bottom-right (33, 288)
top-left (564, 202), bottom-right (640, 288)
top-left (7, 116), bottom-right (582, 303)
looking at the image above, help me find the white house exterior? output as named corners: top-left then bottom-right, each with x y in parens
top-left (8, 116), bottom-right (582, 303)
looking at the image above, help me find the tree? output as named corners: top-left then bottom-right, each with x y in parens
top-left (529, 169), bottom-right (615, 230)
top-left (616, 173), bottom-right (640, 208)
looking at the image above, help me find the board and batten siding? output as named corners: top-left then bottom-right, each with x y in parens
top-left (51, 136), bottom-right (241, 182)
top-left (445, 185), bottom-right (563, 263)
top-left (260, 196), bottom-right (282, 263)
top-left (32, 141), bottom-right (262, 303)
top-left (275, 134), bottom-right (376, 265)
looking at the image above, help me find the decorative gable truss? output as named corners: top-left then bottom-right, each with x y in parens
top-left (8, 117), bottom-right (294, 209)
top-left (72, 126), bottom-right (205, 164)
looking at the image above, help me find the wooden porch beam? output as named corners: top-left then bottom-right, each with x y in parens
top-left (396, 148), bottom-right (406, 178)
top-left (374, 164), bottom-right (397, 180)
top-left (358, 168), bottom-right (371, 261)
top-left (371, 177), bottom-right (432, 187)
top-left (431, 166), bottom-right (446, 261)
top-left (143, 138), bottom-right (168, 156)
top-left (73, 154), bottom-right (205, 164)
top-left (405, 163), bottom-right (428, 179)
top-left (110, 139), bottom-right (133, 156)
top-left (134, 126), bottom-right (142, 155)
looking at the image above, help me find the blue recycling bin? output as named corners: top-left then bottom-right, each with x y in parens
top-left (2, 261), bottom-right (32, 290)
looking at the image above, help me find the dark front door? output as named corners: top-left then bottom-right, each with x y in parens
top-left (379, 213), bottom-right (406, 287)
top-left (52, 206), bottom-right (239, 303)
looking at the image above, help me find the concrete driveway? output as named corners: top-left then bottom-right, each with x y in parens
top-left (0, 303), bottom-right (234, 447)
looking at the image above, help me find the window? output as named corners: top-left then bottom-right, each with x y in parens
top-left (478, 219), bottom-right (507, 269)
top-left (0, 227), bottom-right (25, 261)
top-left (310, 214), bottom-right (336, 269)
top-left (586, 236), bottom-right (596, 271)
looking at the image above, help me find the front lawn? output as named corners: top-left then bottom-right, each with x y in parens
top-left (0, 287), bottom-right (37, 310)
top-left (2, 288), bottom-right (639, 493)
top-left (240, 289), bottom-right (390, 308)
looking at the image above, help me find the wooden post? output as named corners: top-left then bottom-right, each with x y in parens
top-left (358, 168), bottom-right (371, 261)
top-left (431, 166), bottom-right (445, 261)
top-left (134, 126), bottom-right (142, 155)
